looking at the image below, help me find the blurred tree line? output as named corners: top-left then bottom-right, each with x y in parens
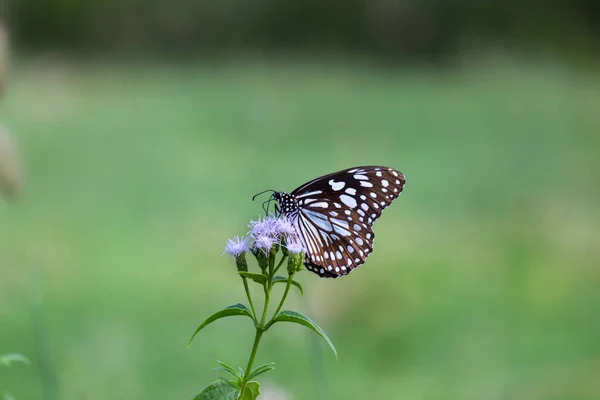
top-left (4, 0), bottom-right (600, 59)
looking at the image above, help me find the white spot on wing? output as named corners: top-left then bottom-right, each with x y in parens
top-left (382, 179), bottom-right (389, 187)
top-left (328, 179), bottom-right (345, 191)
top-left (340, 194), bottom-right (357, 208)
top-left (345, 188), bottom-right (357, 195)
top-left (360, 181), bottom-right (373, 188)
top-left (353, 174), bottom-right (368, 180)
top-left (296, 190), bottom-right (322, 199)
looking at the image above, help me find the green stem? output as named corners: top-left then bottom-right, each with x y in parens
top-left (241, 277), bottom-right (257, 321)
top-left (259, 283), bottom-right (271, 326)
top-left (242, 328), bottom-right (264, 381)
top-left (239, 328), bottom-right (264, 398)
top-left (270, 274), bottom-right (293, 322)
top-left (239, 248), bottom-right (285, 397)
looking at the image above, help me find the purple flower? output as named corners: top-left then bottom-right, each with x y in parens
top-left (274, 217), bottom-right (296, 238)
top-left (285, 237), bottom-right (305, 254)
top-left (249, 215), bottom-right (279, 239)
top-left (249, 215), bottom-right (297, 241)
top-left (253, 234), bottom-right (276, 254)
top-left (223, 236), bottom-right (250, 258)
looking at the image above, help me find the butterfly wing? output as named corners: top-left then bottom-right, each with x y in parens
top-left (291, 166), bottom-right (405, 278)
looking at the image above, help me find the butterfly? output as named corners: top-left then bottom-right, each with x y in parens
top-left (267, 166), bottom-right (405, 278)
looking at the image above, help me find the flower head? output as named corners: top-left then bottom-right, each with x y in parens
top-left (249, 215), bottom-right (279, 239)
top-left (285, 237), bottom-right (305, 255)
top-left (223, 236), bottom-right (250, 258)
top-left (253, 234), bottom-right (276, 254)
top-left (274, 217), bottom-right (296, 238)
top-left (249, 215), bottom-right (297, 242)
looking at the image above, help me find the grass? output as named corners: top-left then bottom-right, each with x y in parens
top-left (1, 58), bottom-right (599, 399)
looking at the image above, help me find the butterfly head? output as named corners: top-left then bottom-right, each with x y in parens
top-left (273, 192), bottom-right (297, 217)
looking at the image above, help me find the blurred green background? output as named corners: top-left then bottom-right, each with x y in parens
top-left (1, 1), bottom-right (600, 399)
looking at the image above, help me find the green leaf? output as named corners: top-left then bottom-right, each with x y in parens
top-left (212, 367), bottom-right (240, 381)
top-left (239, 381), bottom-right (260, 400)
top-left (0, 354), bottom-right (30, 367)
top-left (273, 276), bottom-right (304, 295)
top-left (238, 272), bottom-right (267, 285)
top-left (268, 310), bottom-right (337, 358)
top-left (215, 360), bottom-right (240, 379)
top-left (246, 362), bottom-right (275, 381)
top-left (193, 378), bottom-right (238, 400)
top-left (188, 304), bottom-right (253, 345)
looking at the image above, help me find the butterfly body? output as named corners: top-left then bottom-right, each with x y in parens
top-left (273, 166), bottom-right (405, 278)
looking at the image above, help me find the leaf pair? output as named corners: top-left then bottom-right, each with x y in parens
top-left (188, 304), bottom-right (337, 358)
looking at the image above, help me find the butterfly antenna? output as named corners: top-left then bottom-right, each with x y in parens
top-left (261, 193), bottom-right (277, 214)
top-left (261, 199), bottom-right (270, 214)
top-left (252, 189), bottom-right (275, 202)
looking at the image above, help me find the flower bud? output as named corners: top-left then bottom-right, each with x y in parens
top-left (234, 253), bottom-right (248, 272)
top-left (224, 236), bottom-right (250, 272)
top-left (252, 247), bottom-right (268, 272)
top-left (287, 251), bottom-right (304, 275)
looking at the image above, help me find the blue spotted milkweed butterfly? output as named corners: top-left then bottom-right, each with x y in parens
top-left (270, 166), bottom-right (405, 278)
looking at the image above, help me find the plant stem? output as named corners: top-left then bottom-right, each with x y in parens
top-left (270, 274), bottom-right (293, 322)
top-left (259, 283), bottom-right (271, 326)
top-left (242, 328), bottom-right (264, 382)
top-left (241, 277), bottom-right (257, 321)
